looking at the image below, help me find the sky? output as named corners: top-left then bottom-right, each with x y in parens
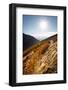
top-left (23, 15), bottom-right (57, 40)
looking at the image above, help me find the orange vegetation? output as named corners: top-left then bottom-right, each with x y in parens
top-left (23, 35), bottom-right (57, 75)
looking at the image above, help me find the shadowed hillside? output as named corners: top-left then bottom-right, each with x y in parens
top-left (23, 34), bottom-right (57, 75)
top-left (23, 33), bottom-right (39, 51)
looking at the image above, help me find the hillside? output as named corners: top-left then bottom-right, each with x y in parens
top-left (23, 34), bottom-right (57, 75)
top-left (23, 33), bottom-right (39, 50)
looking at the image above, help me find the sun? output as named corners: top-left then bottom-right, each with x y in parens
top-left (40, 20), bottom-right (48, 30)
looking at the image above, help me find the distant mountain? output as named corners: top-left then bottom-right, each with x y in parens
top-left (23, 33), bottom-right (39, 50)
top-left (42, 34), bottom-right (57, 42)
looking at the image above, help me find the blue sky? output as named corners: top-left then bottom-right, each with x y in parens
top-left (23, 15), bottom-right (57, 40)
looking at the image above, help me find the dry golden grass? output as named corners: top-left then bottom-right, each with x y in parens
top-left (23, 35), bottom-right (57, 75)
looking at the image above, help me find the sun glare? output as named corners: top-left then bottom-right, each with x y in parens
top-left (40, 20), bottom-right (48, 30)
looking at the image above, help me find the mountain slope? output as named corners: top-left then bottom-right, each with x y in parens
top-left (23, 34), bottom-right (57, 74)
top-left (23, 33), bottom-right (39, 51)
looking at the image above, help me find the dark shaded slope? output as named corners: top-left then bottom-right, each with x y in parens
top-left (23, 33), bottom-right (39, 50)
